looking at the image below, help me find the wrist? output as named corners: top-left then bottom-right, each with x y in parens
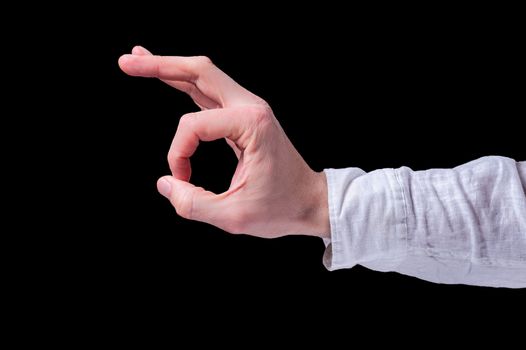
top-left (300, 171), bottom-right (330, 238)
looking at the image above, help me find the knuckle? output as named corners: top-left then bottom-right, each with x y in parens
top-left (178, 113), bottom-right (195, 128)
top-left (197, 55), bottom-right (213, 65)
top-left (174, 189), bottom-right (194, 220)
top-left (193, 56), bottom-right (214, 70)
top-left (246, 104), bottom-right (272, 124)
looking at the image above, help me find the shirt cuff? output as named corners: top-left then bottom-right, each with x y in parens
top-left (322, 167), bottom-right (408, 271)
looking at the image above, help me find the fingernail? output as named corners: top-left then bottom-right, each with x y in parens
top-left (157, 178), bottom-right (172, 199)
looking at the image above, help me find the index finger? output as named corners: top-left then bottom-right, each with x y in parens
top-left (118, 54), bottom-right (258, 107)
top-left (167, 106), bottom-right (254, 180)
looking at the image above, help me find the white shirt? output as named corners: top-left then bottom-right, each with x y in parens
top-left (323, 156), bottom-right (526, 288)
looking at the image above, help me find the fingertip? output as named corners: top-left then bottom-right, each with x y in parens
top-left (157, 176), bottom-right (174, 199)
top-left (118, 54), bottom-right (132, 70)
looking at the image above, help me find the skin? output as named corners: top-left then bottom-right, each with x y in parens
top-left (119, 46), bottom-right (329, 238)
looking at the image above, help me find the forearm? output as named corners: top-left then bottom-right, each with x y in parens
top-left (324, 156), bottom-right (526, 288)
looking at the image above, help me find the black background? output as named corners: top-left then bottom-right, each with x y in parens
top-left (59, 4), bottom-right (525, 335)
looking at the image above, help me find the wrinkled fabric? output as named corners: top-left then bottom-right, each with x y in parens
top-left (323, 156), bottom-right (526, 288)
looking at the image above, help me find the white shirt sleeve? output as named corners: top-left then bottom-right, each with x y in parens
top-left (323, 156), bottom-right (526, 288)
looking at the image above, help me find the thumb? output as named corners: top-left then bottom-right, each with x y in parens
top-left (157, 176), bottom-right (219, 222)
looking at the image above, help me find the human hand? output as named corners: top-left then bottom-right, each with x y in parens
top-left (119, 46), bottom-right (329, 238)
